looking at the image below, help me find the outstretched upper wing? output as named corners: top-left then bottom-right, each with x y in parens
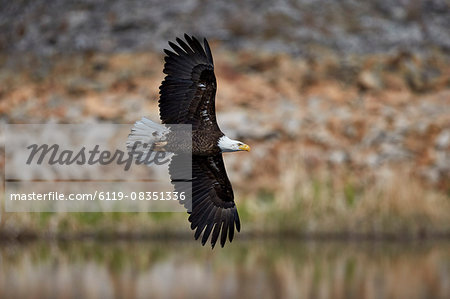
top-left (169, 153), bottom-right (241, 248)
top-left (159, 34), bottom-right (218, 131)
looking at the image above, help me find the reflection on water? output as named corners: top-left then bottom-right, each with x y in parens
top-left (0, 239), bottom-right (449, 299)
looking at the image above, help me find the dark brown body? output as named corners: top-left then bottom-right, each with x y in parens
top-left (165, 129), bottom-right (224, 156)
top-left (191, 130), bottom-right (224, 155)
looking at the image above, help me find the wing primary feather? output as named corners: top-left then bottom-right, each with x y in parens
top-left (169, 41), bottom-right (188, 56)
top-left (220, 214), bottom-right (228, 247)
top-left (190, 36), bottom-right (207, 57)
top-left (163, 49), bottom-right (177, 57)
top-left (194, 204), bottom-right (215, 239)
top-left (202, 222), bottom-right (215, 247)
top-left (191, 192), bottom-right (210, 209)
top-left (183, 34), bottom-right (194, 49)
top-left (201, 205), bottom-right (220, 244)
top-left (228, 216), bottom-right (235, 242)
top-left (176, 37), bottom-right (195, 55)
top-left (199, 201), bottom-right (216, 223)
top-left (164, 56), bottom-right (194, 69)
top-left (194, 220), bottom-right (207, 240)
top-left (233, 208), bottom-right (241, 232)
top-left (210, 209), bottom-right (223, 248)
top-left (189, 201), bottom-right (212, 229)
top-left (204, 38), bottom-right (214, 65)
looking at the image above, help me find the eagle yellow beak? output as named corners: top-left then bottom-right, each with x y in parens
top-left (239, 144), bottom-right (251, 152)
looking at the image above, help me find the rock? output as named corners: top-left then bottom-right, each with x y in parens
top-left (3, 1), bottom-right (449, 56)
top-left (83, 95), bottom-right (124, 119)
top-left (358, 70), bottom-right (382, 90)
top-left (363, 128), bottom-right (387, 146)
top-left (435, 130), bottom-right (450, 150)
top-left (328, 150), bottom-right (349, 164)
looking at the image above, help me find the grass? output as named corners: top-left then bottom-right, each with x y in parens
top-left (1, 162), bottom-right (449, 239)
top-left (238, 152), bottom-right (450, 238)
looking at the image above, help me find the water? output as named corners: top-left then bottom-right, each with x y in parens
top-left (0, 239), bottom-right (449, 299)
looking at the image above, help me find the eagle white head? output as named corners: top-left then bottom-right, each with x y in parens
top-left (218, 136), bottom-right (251, 153)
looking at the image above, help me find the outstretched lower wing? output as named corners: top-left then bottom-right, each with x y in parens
top-left (169, 154), bottom-right (241, 248)
top-left (159, 34), bottom-right (219, 131)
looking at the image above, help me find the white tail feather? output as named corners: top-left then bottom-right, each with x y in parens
top-left (127, 117), bottom-right (169, 161)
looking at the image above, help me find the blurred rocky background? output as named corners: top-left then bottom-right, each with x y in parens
top-left (1, 0), bottom-right (449, 55)
top-left (0, 0), bottom-right (449, 236)
top-left (1, 1), bottom-right (450, 298)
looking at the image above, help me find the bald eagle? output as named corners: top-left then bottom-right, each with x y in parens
top-left (128, 34), bottom-right (250, 248)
